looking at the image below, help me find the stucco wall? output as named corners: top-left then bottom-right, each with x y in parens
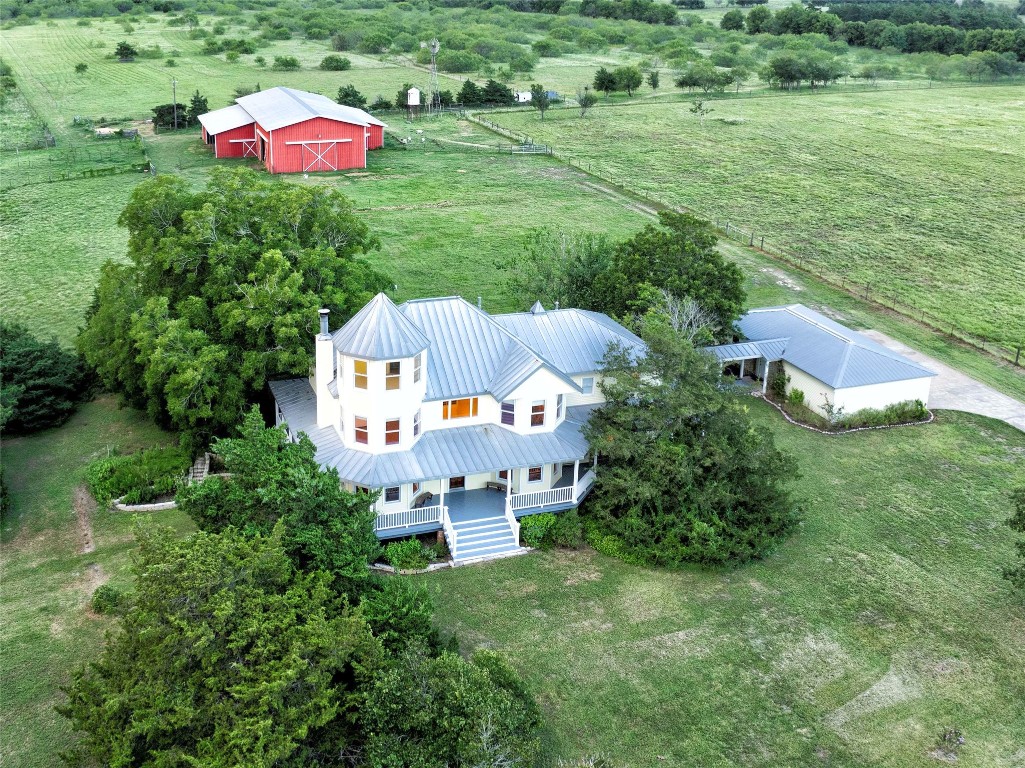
top-left (833, 377), bottom-right (932, 414)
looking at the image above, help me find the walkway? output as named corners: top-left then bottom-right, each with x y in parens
top-left (861, 330), bottom-right (1025, 432)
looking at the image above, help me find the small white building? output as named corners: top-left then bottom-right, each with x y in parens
top-left (708, 304), bottom-right (936, 418)
top-left (406, 87), bottom-right (421, 107)
top-left (514, 91), bottom-right (532, 103)
top-left (270, 294), bottom-right (644, 563)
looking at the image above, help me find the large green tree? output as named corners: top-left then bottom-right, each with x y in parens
top-left (607, 211), bottom-right (745, 340)
top-left (58, 525), bottom-right (383, 767)
top-left (0, 321), bottom-right (83, 434)
top-left (584, 316), bottom-right (800, 567)
top-left (1003, 487), bottom-right (1025, 592)
top-left (177, 407), bottom-right (381, 595)
top-left (77, 168), bottom-right (387, 446)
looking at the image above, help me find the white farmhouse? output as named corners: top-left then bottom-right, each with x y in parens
top-left (708, 304), bottom-right (936, 418)
top-left (270, 294), bottom-right (643, 563)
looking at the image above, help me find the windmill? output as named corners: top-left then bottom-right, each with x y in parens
top-left (419, 38), bottom-right (441, 111)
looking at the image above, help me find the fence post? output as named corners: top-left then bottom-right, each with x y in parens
top-left (1016, 345), bottom-right (1021, 366)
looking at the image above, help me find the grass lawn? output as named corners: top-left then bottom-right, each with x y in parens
top-left (487, 86), bottom-right (1025, 351)
top-left (0, 397), bottom-right (195, 768)
top-left (429, 402), bottom-right (1025, 767)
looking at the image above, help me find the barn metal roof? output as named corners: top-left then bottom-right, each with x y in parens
top-left (269, 378), bottom-right (589, 486)
top-left (332, 293), bottom-right (430, 360)
top-left (197, 104), bottom-right (254, 135)
top-left (398, 297), bottom-right (580, 401)
top-left (495, 306), bottom-right (645, 375)
top-left (233, 87), bottom-right (388, 132)
top-left (737, 305), bottom-right (935, 388)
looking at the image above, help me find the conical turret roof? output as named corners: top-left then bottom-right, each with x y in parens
top-left (332, 293), bottom-right (430, 360)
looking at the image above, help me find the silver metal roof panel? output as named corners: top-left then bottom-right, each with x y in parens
top-left (332, 293), bottom-right (430, 360)
top-left (234, 87), bottom-right (388, 132)
top-left (197, 104), bottom-right (254, 135)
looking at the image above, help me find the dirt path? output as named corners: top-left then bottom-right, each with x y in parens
top-left (862, 330), bottom-right (1025, 432)
top-left (74, 484), bottom-right (96, 554)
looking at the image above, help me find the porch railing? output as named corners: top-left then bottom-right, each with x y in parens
top-left (374, 504), bottom-right (443, 532)
top-left (441, 505), bottom-right (457, 560)
top-left (504, 499), bottom-right (521, 547)
top-left (510, 485), bottom-right (574, 511)
top-left (575, 469), bottom-right (596, 500)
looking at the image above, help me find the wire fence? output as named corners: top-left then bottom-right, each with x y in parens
top-left (465, 111), bottom-right (1023, 369)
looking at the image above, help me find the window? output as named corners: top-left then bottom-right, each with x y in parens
top-left (501, 401), bottom-right (515, 426)
top-left (449, 476), bottom-right (465, 490)
top-left (385, 419), bottom-right (400, 445)
top-left (498, 470), bottom-right (508, 480)
top-left (412, 482), bottom-right (420, 494)
top-left (355, 485), bottom-right (372, 495)
top-left (413, 353), bottom-right (422, 383)
top-left (384, 486), bottom-right (400, 503)
top-left (354, 359), bottom-right (367, 389)
top-left (552, 463), bottom-right (559, 475)
top-left (582, 377), bottom-right (594, 395)
top-left (413, 409), bottom-right (421, 437)
top-left (528, 466), bottom-right (542, 483)
top-left (531, 401), bottom-right (545, 427)
top-left (355, 416), bottom-right (368, 444)
top-left (386, 361), bottom-right (400, 391)
top-left (442, 397), bottom-right (479, 420)
top-left (556, 394), bottom-right (564, 420)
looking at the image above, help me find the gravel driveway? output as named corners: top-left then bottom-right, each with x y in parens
top-left (860, 330), bottom-right (1025, 433)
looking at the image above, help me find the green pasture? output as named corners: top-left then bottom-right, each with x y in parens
top-left (430, 402), bottom-right (1025, 767)
top-left (487, 86), bottom-right (1025, 350)
top-left (0, 397), bottom-right (193, 768)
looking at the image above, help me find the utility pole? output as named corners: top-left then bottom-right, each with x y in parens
top-left (172, 78), bottom-right (178, 130)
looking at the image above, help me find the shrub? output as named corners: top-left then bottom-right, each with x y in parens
top-left (0, 320), bottom-right (83, 435)
top-left (85, 446), bottom-right (190, 506)
top-left (769, 367), bottom-right (789, 399)
top-left (320, 54), bottom-right (351, 71)
top-left (369, 96), bottom-right (393, 110)
top-left (520, 513), bottom-right (557, 548)
top-left (272, 55), bottom-right (300, 71)
top-left (787, 388), bottom-right (805, 407)
top-left (834, 399), bottom-right (929, 429)
top-left (384, 537), bottom-right (433, 570)
top-left (90, 584), bottom-right (127, 615)
top-left (550, 508), bottom-right (584, 548)
top-left (361, 577), bottom-right (439, 653)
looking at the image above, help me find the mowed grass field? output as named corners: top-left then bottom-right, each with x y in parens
top-left (489, 87), bottom-right (1025, 350)
top-left (430, 402), bottom-right (1025, 768)
top-left (0, 397), bottom-right (194, 768)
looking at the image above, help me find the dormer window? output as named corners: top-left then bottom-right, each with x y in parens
top-left (354, 359), bottom-right (367, 389)
top-left (443, 398), bottom-right (479, 420)
top-left (386, 361), bottom-right (401, 391)
top-left (501, 401), bottom-right (515, 426)
top-left (556, 394), bottom-right (564, 420)
top-left (531, 401), bottom-right (545, 427)
top-left (413, 353), bottom-right (422, 383)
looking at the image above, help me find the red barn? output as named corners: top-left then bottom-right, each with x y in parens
top-left (197, 86), bottom-right (388, 174)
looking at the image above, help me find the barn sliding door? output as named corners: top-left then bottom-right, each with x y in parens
top-left (288, 139), bottom-right (353, 172)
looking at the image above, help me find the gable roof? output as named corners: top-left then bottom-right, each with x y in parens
top-left (232, 86), bottom-right (387, 131)
top-left (738, 305), bottom-right (935, 388)
top-left (197, 104), bottom-right (254, 135)
top-left (332, 293), bottom-right (430, 360)
top-left (398, 297), bottom-right (579, 401)
top-left (494, 306), bottom-right (645, 375)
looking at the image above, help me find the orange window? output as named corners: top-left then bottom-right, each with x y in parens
top-left (385, 419), bottom-right (400, 445)
top-left (355, 416), bottom-right (368, 444)
top-left (443, 397), bottom-right (478, 420)
top-left (386, 361), bottom-right (400, 390)
top-left (353, 359), bottom-right (367, 389)
top-left (531, 401), bottom-right (545, 427)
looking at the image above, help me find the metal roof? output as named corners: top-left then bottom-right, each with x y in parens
top-left (332, 293), bottom-right (430, 360)
top-left (494, 307), bottom-right (645, 375)
top-left (707, 338), bottom-right (788, 363)
top-left (398, 297), bottom-right (579, 401)
top-left (269, 378), bottom-right (588, 486)
top-left (197, 104), bottom-right (254, 135)
top-left (232, 87), bottom-right (388, 132)
top-left (738, 305), bottom-right (936, 387)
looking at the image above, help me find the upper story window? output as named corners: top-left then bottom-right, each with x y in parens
top-left (355, 416), bottom-right (368, 444)
top-left (385, 419), bottom-right (400, 445)
top-left (354, 359), bottom-right (368, 389)
top-left (531, 400), bottom-right (545, 427)
top-left (528, 466), bottom-right (542, 482)
top-left (443, 397), bottom-right (479, 420)
top-left (413, 409), bottom-right (421, 437)
top-left (556, 394), bottom-right (564, 420)
top-left (386, 361), bottom-right (401, 390)
top-left (501, 401), bottom-right (515, 426)
top-left (582, 377), bottom-right (594, 395)
top-left (413, 353), bottom-right (422, 383)
top-left (384, 486), bottom-right (400, 503)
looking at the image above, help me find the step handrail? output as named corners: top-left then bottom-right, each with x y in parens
top-left (504, 498), bottom-right (521, 547)
top-left (441, 505), bottom-right (457, 560)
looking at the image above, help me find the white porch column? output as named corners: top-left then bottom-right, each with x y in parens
top-left (573, 459), bottom-right (580, 499)
top-left (762, 362), bottom-right (770, 394)
top-left (439, 484), bottom-right (445, 512)
top-left (739, 359), bottom-right (746, 378)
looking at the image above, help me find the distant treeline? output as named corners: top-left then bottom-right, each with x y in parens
top-left (579, 0), bottom-right (679, 26)
top-left (827, 1), bottom-right (1022, 32)
top-left (744, 4), bottom-right (1025, 61)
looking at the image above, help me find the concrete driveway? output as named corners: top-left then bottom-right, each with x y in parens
top-left (860, 330), bottom-right (1025, 433)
